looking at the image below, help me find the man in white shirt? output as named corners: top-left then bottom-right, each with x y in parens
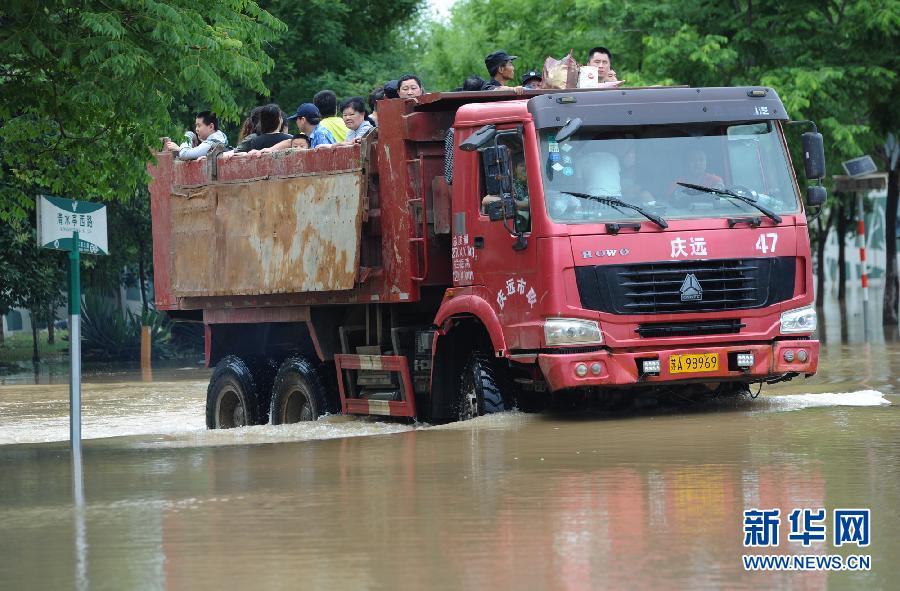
top-left (164, 111), bottom-right (228, 160)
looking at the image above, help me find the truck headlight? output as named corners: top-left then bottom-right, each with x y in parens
top-left (544, 318), bottom-right (603, 346)
top-left (780, 305), bottom-right (817, 334)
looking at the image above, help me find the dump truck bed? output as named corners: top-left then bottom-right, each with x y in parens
top-left (149, 96), bottom-right (454, 312)
top-left (149, 92), bottom-right (548, 312)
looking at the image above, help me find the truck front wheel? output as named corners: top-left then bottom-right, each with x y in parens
top-left (456, 353), bottom-right (508, 421)
top-left (269, 357), bottom-right (329, 424)
top-left (206, 356), bottom-right (262, 429)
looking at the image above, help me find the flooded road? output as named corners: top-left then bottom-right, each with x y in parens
top-left (1, 341), bottom-right (898, 589)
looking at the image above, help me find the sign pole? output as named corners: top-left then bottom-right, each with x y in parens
top-left (69, 230), bottom-right (83, 478)
top-left (856, 194), bottom-right (869, 340)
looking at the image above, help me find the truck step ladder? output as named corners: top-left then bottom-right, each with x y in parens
top-left (407, 156), bottom-right (428, 281)
top-left (334, 354), bottom-right (417, 418)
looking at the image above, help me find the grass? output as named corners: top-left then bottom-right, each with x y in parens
top-left (0, 329), bottom-right (70, 363)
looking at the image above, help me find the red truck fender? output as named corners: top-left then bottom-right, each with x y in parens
top-left (433, 294), bottom-right (508, 355)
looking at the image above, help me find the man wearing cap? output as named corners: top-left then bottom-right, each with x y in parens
top-left (483, 50), bottom-right (524, 93)
top-left (287, 103), bottom-right (336, 148)
top-left (521, 70), bottom-right (542, 90)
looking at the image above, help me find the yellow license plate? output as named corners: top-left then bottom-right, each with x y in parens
top-left (669, 353), bottom-right (719, 374)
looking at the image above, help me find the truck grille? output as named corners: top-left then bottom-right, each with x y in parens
top-left (635, 319), bottom-right (745, 338)
top-left (575, 257), bottom-right (795, 315)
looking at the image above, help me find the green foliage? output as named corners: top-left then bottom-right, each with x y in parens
top-left (419, 0), bottom-right (899, 179)
top-left (258, 0), bottom-right (423, 109)
top-left (81, 185), bottom-right (153, 304)
top-left (0, 329), bottom-right (70, 362)
top-left (81, 294), bottom-right (174, 360)
top-left (0, 0), bottom-right (285, 223)
top-left (0, 216), bottom-right (66, 322)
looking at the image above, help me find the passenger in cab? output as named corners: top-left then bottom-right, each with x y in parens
top-left (340, 97), bottom-right (374, 143)
top-left (398, 75), bottom-right (425, 98)
top-left (236, 104), bottom-right (293, 152)
top-left (482, 51), bottom-right (525, 94)
top-left (164, 111), bottom-right (228, 160)
top-left (620, 143), bottom-right (655, 204)
top-left (672, 148), bottom-right (724, 191)
top-left (287, 103), bottom-right (336, 148)
top-left (587, 46), bottom-right (618, 83)
top-left (313, 90), bottom-right (349, 143)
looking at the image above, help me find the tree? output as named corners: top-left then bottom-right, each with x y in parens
top-left (0, 0), bottom-right (285, 225)
top-left (418, 0), bottom-right (900, 306)
top-left (0, 217), bottom-right (66, 361)
top-left (81, 185), bottom-right (153, 312)
top-left (877, 137), bottom-right (899, 324)
top-left (257, 0), bottom-right (423, 109)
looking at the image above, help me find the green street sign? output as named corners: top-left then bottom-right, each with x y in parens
top-left (36, 195), bottom-right (108, 255)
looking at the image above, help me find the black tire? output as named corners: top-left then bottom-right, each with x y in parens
top-left (206, 356), bottom-right (262, 429)
top-left (455, 352), bottom-right (508, 421)
top-left (269, 357), bottom-right (330, 424)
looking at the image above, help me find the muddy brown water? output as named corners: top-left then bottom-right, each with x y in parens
top-left (1, 342), bottom-right (898, 590)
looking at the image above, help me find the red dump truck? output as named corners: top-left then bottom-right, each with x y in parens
top-left (149, 87), bottom-right (826, 427)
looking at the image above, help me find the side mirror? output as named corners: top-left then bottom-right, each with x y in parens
top-left (460, 124), bottom-right (497, 152)
top-left (485, 197), bottom-right (515, 221)
top-left (806, 185), bottom-right (826, 207)
top-left (802, 132), bottom-right (826, 179)
top-left (555, 117), bottom-right (583, 142)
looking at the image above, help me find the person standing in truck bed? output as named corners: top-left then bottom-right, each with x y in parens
top-left (286, 103), bottom-right (336, 148)
top-left (587, 46), bottom-right (618, 83)
top-left (163, 111), bottom-right (228, 159)
top-left (236, 104), bottom-right (293, 152)
top-left (482, 50), bottom-right (525, 94)
top-left (340, 97), bottom-right (374, 143)
top-left (314, 90), bottom-right (349, 143)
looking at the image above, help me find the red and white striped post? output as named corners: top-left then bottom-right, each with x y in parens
top-left (856, 193), bottom-right (869, 335)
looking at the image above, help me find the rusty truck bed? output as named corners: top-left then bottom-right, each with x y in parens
top-left (150, 96), bottom-right (483, 312)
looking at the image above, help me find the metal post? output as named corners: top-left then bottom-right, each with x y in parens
top-left (856, 194), bottom-right (869, 338)
top-left (69, 231), bottom-right (82, 462)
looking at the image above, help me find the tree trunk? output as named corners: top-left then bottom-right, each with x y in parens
top-left (0, 323), bottom-right (5, 344)
top-left (836, 200), bottom-right (847, 301)
top-left (815, 211), bottom-right (833, 308)
top-left (47, 308), bottom-right (55, 345)
top-left (30, 310), bottom-right (40, 363)
top-left (137, 237), bottom-right (149, 313)
top-left (884, 167), bottom-right (899, 325)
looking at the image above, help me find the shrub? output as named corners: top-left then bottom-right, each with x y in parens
top-left (80, 294), bottom-right (174, 361)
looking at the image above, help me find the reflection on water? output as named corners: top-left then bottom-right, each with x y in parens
top-left (1, 302), bottom-right (899, 589)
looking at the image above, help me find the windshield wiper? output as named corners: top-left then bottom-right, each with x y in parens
top-left (562, 192), bottom-right (668, 229)
top-left (676, 182), bottom-right (782, 224)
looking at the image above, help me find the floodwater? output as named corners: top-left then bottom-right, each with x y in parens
top-left (1, 313), bottom-right (898, 589)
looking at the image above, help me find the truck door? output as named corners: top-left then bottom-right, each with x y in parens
top-left (452, 126), bottom-right (539, 350)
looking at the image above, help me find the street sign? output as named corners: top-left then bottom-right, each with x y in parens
top-left (841, 155), bottom-right (877, 178)
top-left (34, 195), bottom-right (110, 497)
top-left (36, 195), bottom-right (108, 255)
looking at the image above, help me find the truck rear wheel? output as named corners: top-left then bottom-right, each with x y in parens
top-left (206, 356), bottom-right (261, 429)
top-left (269, 357), bottom-right (329, 424)
top-left (456, 353), bottom-right (508, 421)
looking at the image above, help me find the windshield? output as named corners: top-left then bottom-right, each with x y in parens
top-left (539, 121), bottom-right (800, 224)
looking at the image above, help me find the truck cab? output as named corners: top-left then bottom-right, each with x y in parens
top-left (441, 87), bottom-right (820, 399)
